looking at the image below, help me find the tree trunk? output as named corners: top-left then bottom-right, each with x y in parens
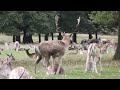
top-left (16, 35), bottom-right (21, 43)
top-left (38, 34), bottom-right (41, 43)
top-left (112, 11), bottom-right (120, 60)
top-left (95, 31), bottom-right (98, 39)
top-left (13, 35), bottom-right (16, 42)
top-left (23, 29), bottom-right (27, 44)
top-left (51, 32), bottom-right (54, 40)
top-left (23, 29), bottom-right (33, 44)
top-left (28, 34), bottom-right (33, 43)
top-left (72, 32), bottom-right (77, 43)
top-left (44, 33), bottom-right (49, 41)
top-left (89, 33), bottom-right (93, 39)
top-left (57, 32), bottom-right (62, 40)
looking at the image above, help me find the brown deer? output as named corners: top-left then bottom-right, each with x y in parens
top-left (0, 54), bottom-right (33, 79)
top-left (24, 48), bottom-right (36, 58)
top-left (34, 32), bottom-right (72, 74)
top-left (46, 63), bottom-right (64, 75)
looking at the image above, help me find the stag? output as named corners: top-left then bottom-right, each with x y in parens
top-left (34, 32), bottom-right (72, 74)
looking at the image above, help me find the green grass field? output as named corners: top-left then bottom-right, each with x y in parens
top-left (0, 33), bottom-right (120, 79)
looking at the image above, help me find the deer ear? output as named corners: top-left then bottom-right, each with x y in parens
top-left (61, 32), bottom-right (65, 37)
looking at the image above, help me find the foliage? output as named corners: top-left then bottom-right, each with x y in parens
top-left (0, 11), bottom-right (56, 35)
top-left (57, 11), bottom-right (94, 33)
top-left (89, 11), bottom-right (119, 34)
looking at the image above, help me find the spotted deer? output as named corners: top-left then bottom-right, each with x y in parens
top-left (46, 63), bottom-right (64, 75)
top-left (34, 32), bottom-right (72, 74)
top-left (0, 54), bottom-right (33, 79)
top-left (14, 41), bottom-right (20, 51)
top-left (85, 43), bottom-right (102, 74)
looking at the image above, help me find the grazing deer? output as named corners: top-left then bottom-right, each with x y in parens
top-left (34, 32), bottom-right (72, 74)
top-left (14, 41), bottom-right (20, 51)
top-left (46, 63), bottom-right (64, 75)
top-left (0, 54), bottom-right (33, 79)
top-left (24, 48), bottom-right (36, 58)
top-left (4, 42), bottom-right (14, 50)
top-left (67, 49), bottom-right (79, 55)
top-left (85, 43), bottom-right (102, 74)
top-left (109, 39), bottom-right (117, 52)
top-left (79, 47), bottom-right (88, 55)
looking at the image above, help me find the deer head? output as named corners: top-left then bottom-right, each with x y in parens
top-left (24, 48), bottom-right (30, 51)
top-left (6, 54), bottom-right (15, 61)
top-left (61, 32), bottom-right (73, 45)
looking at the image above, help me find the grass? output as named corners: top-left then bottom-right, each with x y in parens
top-left (0, 33), bottom-right (120, 79)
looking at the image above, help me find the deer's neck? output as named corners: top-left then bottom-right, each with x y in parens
top-left (25, 50), bottom-right (35, 58)
top-left (62, 39), bottom-right (70, 48)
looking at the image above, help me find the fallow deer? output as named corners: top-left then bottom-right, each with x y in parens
top-left (46, 63), bottom-right (64, 75)
top-left (85, 43), bottom-right (102, 74)
top-left (34, 32), bottom-right (72, 74)
top-left (0, 54), bottom-right (33, 79)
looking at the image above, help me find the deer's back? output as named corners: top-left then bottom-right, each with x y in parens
top-left (38, 40), bottom-right (66, 57)
top-left (9, 67), bottom-right (33, 79)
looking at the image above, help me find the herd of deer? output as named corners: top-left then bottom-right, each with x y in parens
top-left (0, 32), bottom-right (118, 79)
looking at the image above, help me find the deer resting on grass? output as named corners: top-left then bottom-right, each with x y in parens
top-left (0, 54), bottom-right (33, 79)
top-left (46, 63), bottom-right (64, 75)
top-left (34, 32), bottom-right (72, 74)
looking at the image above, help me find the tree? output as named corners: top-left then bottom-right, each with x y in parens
top-left (0, 11), bottom-right (56, 43)
top-left (89, 11), bottom-right (118, 35)
top-left (0, 11), bottom-right (23, 43)
top-left (113, 11), bottom-right (120, 60)
top-left (33, 11), bottom-right (56, 42)
top-left (56, 11), bottom-right (94, 42)
top-left (89, 11), bottom-right (120, 60)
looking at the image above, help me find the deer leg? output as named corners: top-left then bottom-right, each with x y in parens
top-left (98, 56), bottom-right (102, 73)
top-left (45, 56), bottom-right (50, 69)
top-left (91, 56), bottom-right (94, 72)
top-left (94, 57), bottom-right (98, 74)
top-left (51, 57), bottom-right (55, 75)
top-left (56, 56), bottom-right (62, 74)
top-left (34, 56), bottom-right (42, 74)
top-left (85, 54), bottom-right (90, 73)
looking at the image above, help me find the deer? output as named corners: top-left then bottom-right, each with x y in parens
top-left (24, 48), bottom-right (36, 58)
top-left (34, 32), bottom-right (73, 74)
top-left (0, 54), bottom-right (15, 79)
top-left (0, 54), bottom-right (33, 79)
top-left (9, 67), bottom-right (34, 79)
top-left (46, 63), bottom-right (64, 75)
top-left (84, 43), bottom-right (102, 74)
top-left (14, 41), bottom-right (20, 51)
top-left (4, 42), bottom-right (14, 50)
